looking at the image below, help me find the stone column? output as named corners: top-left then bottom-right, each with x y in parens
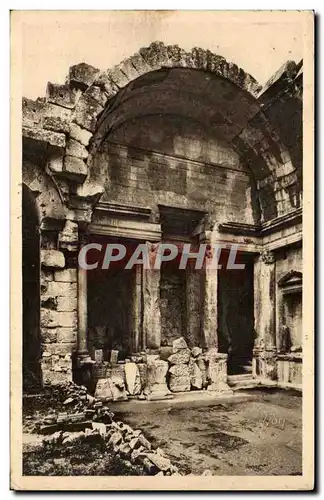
top-left (253, 250), bottom-right (277, 380)
top-left (143, 242), bottom-right (161, 350)
top-left (131, 264), bottom-right (143, 353)
top-left (185, 262), bottom-right (201, 347)
top-left (76, 231), bottom-right (92, 366)
top-left (201, 253), bottom-right (218, 350)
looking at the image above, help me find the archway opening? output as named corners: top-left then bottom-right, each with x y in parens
top-left (22, 185), bottom-right (42, 392)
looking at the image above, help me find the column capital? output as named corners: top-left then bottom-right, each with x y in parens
top-left (261, 249), bottom-right (275, 265)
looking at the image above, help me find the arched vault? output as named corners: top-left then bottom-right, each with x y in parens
top-left (22, 41), bottom-right (302, 223)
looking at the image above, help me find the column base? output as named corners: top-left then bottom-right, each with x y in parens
top-left (252, 346), bottom-right (277, 381)
top-left (205, 350), bottom-right (233, 395)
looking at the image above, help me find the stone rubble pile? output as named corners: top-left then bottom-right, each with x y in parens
top-left (38, 382), bottom-right (181, 476)
top-left (93, 337), bottom-right (231, 401)
top-left (32, 381), bottom-right (114, 434)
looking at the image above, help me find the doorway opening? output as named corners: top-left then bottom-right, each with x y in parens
top-left (22, 185), bottom-right (42, 392)
top-left (218, 252), bottom-right (255, 375)
top-left (87, 236), bottom-right (138, 360)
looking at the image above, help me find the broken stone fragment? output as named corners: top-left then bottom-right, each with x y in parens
top-left (108, 431), bottom-right (123, 447)
top-left (46, 82), bottom-right (81, 109)
top-left (23, 126), bottom-right (66, 149)
top-left (172, 337), bottom-right (188, 352)
top-left (65, 138), bottom-right (89, 159)
top-left (69, 122), bottom-right (92, 146)
top-left (94, 379), bottom-right (113, 401)
top-left (119, 442), bottom-right (132, 459)
top-left (141, 456), bottom-right (159, 475)
top-left (63, 155), bottom-right (88, 182)
top-left (159, 346), bottom-right (173, 361)
top-left (138, 433), bottom-right (152, 450)
top-left (43, 431), bottom-right (63, 446)
top-left (110, 350), bottom-right (119, 365)
top-left (91, 422), bottom-right (106, 436)
top-left (168, 364), bottom-right (191, 392)
top-left (189, 360), bottom-right (203, 390)
top-left (69, 63), bottom-right (100, 90)
top-left (144, 359), bottom-right (170, 399)
top-left (73, 93), bottom-right (103, 132)
top-left (124, 362), bottom-right (141, 395)
top-left (130, 445), bottom-right (145, 464)
top-left (147, 453), bottom-right (171, 472)
top-left (191, 346), bottom-right (202, 358)
top-left (167, 348), bottom-right (191, 365)
top-left (108, 376), bottom-right (128, 402)
top-left (196, 356), bottom-right (208, 389)
top-left (128, 437), bottom-right (141, 450)
top-left (58, 220), bottom-right (79, 252)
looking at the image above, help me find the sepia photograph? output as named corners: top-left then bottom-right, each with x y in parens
top-left (10, 10), bottom-right (314, 490)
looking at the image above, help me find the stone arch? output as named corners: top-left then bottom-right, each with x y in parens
top-left (22, 41), bottom-right (302, 222)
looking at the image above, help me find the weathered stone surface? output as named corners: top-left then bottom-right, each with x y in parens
top-left (110, 350), bottom-right (119, 365)
top-left (23, 126), bottom-right (66, 148)
top-left (93, 71), bottom-right (119, 97)
top-left (69, 63), bottom-right (100, 90)
top-left (206, 353), bottom-right (232, 393)
top-left (40, 310), bottom-right (77, 329)
top-left (43, 103), bottom-right (72, 133)
top-left (54, 268), bottom-right (77, 283)
top-left (42, 281), bottom-right (77, 299)
top-left (56, 295), bottom-right (77, 312)
top-left (22, 98), bottom-right (45, 128)
top-left (138, 434), bottom-right (152, 450)
top-left (108, 376), bottom-right (128, 402)
top-left (195, 357), bottom-right (208, 387)
top-left (92, 422), bottom-right (107, 436)
top-left (167, 348), bottom-right (191, 365)
top-left (63, 155), bottom-right (88, 181)
top-left (191, 346), bottom-right (202, 358)
top-left (94, 379), bottom-right (113, 401)
top-left (46, 82), bottom-right (80, 109)
top-left (58, 220), bottom-right (79, 252)
top-left (47, 153), bottom-right (63, 173)
top-left (143, 264), bottom-right (161, 349)
top-left (69, 122), bottom-right (92, 146)
top-left (40, 328), bottom-right (57, 344)
top-left (159, 346), bottom-right (173, 361)
top-left (125, 362), bottom-right (141, 395)
top-left (147, 452), bottom-right (171, 471)
top-left (56, 327), bottom-right (77, 344)
top-left (172, 337), bottom-right (188, 352)
top-left (73, 94), bottom-right (103, 132)
top-left (144, 359), bottom-right (170, 399)
top-left (84, 85), bottom-right (109, 107)
top-left (109, 430), bottom-right (123, 447)
top-left (75, 180), bottom-right (105, 200)
top-left (94, 349), bottom-right (104, 363)
top-left (189, 360), bottom-right (203, 389)
top-left (168, 364), bottom-right (190, 392)
top-left (66, 138), bottom-right (89, 159)
top-left (41, 249), bottom-right (65, 269)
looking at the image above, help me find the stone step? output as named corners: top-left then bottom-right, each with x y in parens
top-left (227, 373), bottom-right (253, 384)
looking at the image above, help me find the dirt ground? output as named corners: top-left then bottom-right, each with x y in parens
top-left (113, 388), bottom-right (302, 476)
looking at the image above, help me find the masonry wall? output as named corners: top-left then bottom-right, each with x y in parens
top-left (91, 115), bottom-right (260, 225)
top-left (275, 244), bottom-right (302, 348)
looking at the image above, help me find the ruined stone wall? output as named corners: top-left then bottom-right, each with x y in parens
top-left (275, 244), bottom-right (302, 349)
